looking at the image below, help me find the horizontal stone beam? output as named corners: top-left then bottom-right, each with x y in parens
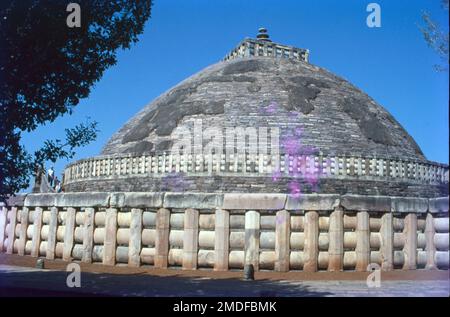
top-left (429, 197), bottom-right (449, 214)
top-left (391, 197), bottom-right (429, 213)
top-left (5, 195), bottom-right (26, 207)
top-left (285, 194), bottom-right (339, 211)
top-left (3, 192), bottom-right (446, 215)
top-left (24, 193), bottom-right (57, 207)
top-left (222, 193), bottom-right (286, 210)
top-left (163, 193), bottom-right (223, 209)
top-left (110, 192), bottom-right (163, 208)
top-left (341, 195), bottom-right (391, 212)
top-left (55, 192), bottom-right (110, 207)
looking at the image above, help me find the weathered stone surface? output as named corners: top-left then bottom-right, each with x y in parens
top-left (425, 213), bottom-right (437, 270)
top-left (82, 208), bottom-right (95, 263)
top-left (128, 209), bottom-right (143, 267)
top-left (58, 38), bottom-right (448, 197)
top-left (129, 192), bottom-right (163, 208)
top-left (341, 195), bottom-right (391, 212)
top-left (275, 210), bottom-right (290, 272)
top-left (55, 192), bottom-right (110, 207)
top-left (303, 211), bottom-right (318, 272)
top-left (222, 193), bottom-right (286, 210)
top-left (164, 193), bottom-right (223, 209)
top-left (103, 208), bottom-right (118, 266)
top-left (24, 194), bottom-right (56, 207)
top-left (183, 209), bottom-right (199, 270)
top-left (102, 57), bottom-right (426, 162)
top-left (244, 210), bottom-right (260, 270)
top-left (286, 194), bottom-right (339, 211)
top-left (64, 175), bottom-right (448, 197)
top-left (6, 195), bottom-right (26, 207)
top-left (355, 211), bottom-right (370, 271)
top-left (328, 208), bottom-right (343, 271)
top-left (62, 207), bottom-right (76, 261)
top-left (429, 197), bottom-right (449, 213)
top-left (214, 209), bottom-right (229, 271)
top-left (403, 213), bottom-right (417, 270)
top-left (109, 192), bottom-right (161, 208)
top-left (16, 208), bottom-right (28, 256)
top-left (30, 207), bottom-right (43, 257)
top-left (391, 197), bottom-right (428, 213)
top-left (0, 207), bottom-right (7, 252)
top-left (46, 207), bottom-right (58, 260)
top-left (109, 192), bottom-right (125, 208)
top-left (6, 207), bottom-right (17, 254)
top-left (380, 213), bottom-right (394, 271)
top-left (155, 208), bottom-right (170, 268)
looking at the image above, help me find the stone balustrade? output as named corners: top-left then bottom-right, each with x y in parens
top-left (63, 153), bottom-right (449, 186)
top-left (1, 192), bottom-right (448, 272)
top-left (223, 38), bottom-right (309, 62)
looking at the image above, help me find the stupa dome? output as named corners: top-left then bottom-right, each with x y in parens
top-left (63, 30), bottom-right (448, 197)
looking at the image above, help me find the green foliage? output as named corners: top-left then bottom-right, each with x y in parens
top-left (419, 0), bottom-right (449, 72)
top-left (0, 0), bottom-right (153, 200)
top-left (34, 119), bottom-right (99, 167)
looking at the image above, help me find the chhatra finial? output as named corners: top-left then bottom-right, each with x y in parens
top-left (256, 27), bottom-right (271, 42)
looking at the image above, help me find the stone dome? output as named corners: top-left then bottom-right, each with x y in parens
top-left (63, 34), bottom-right (448, 197)
top-left (102, 56), bottom-right (425, 161)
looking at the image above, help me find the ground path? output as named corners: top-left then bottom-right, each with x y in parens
top-left (0, 254), bottom-right (448, 297)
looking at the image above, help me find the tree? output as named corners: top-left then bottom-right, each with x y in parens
top-left (419, 0), bottom-right (449, 72)
top-left (0, 0), bottom-right (153, 200)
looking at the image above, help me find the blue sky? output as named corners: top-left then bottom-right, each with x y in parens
top-left (20, 0), bottom-right (449, 190)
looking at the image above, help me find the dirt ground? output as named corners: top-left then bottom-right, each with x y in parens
top-left (1, 253), bottom-right (448, 281)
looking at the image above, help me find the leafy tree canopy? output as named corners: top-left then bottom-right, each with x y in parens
top-left (0, 0), bottom-right (153, 200)
top-left (419, 0), bottom-right (449, 72)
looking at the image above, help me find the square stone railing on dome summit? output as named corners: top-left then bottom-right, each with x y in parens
top-left (0, 192), bottom-right (448, 271)
top-left (62, 153), bottom-right (449, 185)
top-left (223, 38), bottom-right (310, 63)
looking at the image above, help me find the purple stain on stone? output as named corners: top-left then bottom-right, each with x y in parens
top-left (288, 111), bottom-right (300, 119)
top-left (282, 136), bottom-right (302, 155)
top-left (260, 101), bottom-right (279, 115)
top-left (288, 181), bottom-right (301, 198)
top-left (161, 172), bottom-right (188, 192)
top-left (272, 169), bottom-right (282, 182)
top-left (250, 111), bottom-right (323, 195)
top-left (276, 213), bottom-right (286, 225)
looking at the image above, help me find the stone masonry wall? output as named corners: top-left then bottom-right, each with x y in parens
top-left (1, 192), bottom-right (448, 272)
top-left (63, 153), bottom-right (449, 197)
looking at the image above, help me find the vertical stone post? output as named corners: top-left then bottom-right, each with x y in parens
top-left (31, 207), bottom-right (43, 257)
top-left (103, 208), bottom-right (117, 266)
top-left (275, 210), bottom-right (290, 272)
top-left (183, 209), bottom-right (199, 270)
top-left (303, 211), bottom-right (319, 272)
top-left (355, 211), bottom-right (370, 271)
top-left (380, 213), bottom-right (394, 271)
top-left (6, 207), bottom-right (17, 254)
top-left (46, 207), bottom-right (58, 260)
top-left (0, 207), bottom-right (7, 252)
top-left (245, 210), bottom-right (260, 271)
top-left (403, 213), bottom-right (417, 270)
top-left (18, 207), bottom-right (29, 256)
top-left (155, 208), bottom-right (170, 268)
top-left (63, 207), bottom-right (76, 261)
top-left (425, 213), bottom-right (437, 270)
top-left (82, 208), bottom-right (95, 263)
top-left (328, 207), bottom-right (344, 271)
top-left (214, 209), bottom-right (229, 271)
top-left (128, 208), bottom-right (143, 267)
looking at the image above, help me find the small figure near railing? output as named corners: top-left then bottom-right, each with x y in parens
top-left (32, 165), bottom-right (64, 193)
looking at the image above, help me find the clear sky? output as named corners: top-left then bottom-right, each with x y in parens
top-left (20, 0), bottom-right (449, 190)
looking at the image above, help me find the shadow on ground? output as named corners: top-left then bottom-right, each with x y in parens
top-left (0, 269), bottom-right (332, 297)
